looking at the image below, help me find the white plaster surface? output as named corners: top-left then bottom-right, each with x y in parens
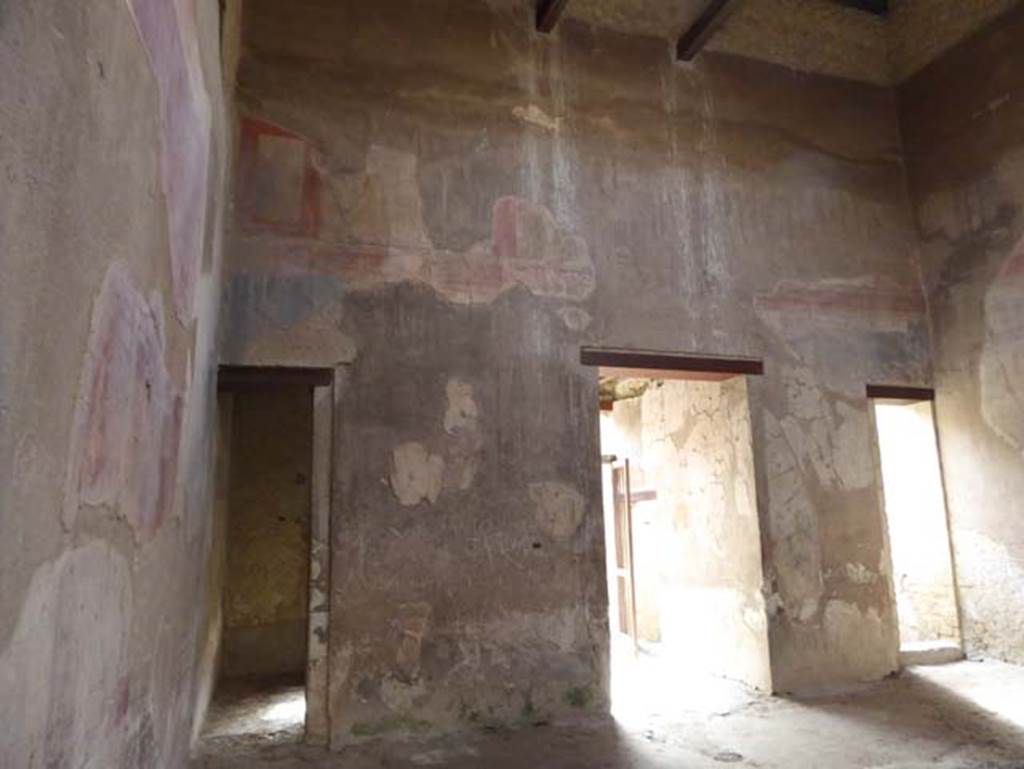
top-left (391, 442), bottom-right (445, 506)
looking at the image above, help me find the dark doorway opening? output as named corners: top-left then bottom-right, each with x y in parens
top-left (203, 366), bottom-right (332, 746)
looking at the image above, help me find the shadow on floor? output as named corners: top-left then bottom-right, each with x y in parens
top-left (191, 662), bottom-right (1024, 769)
top-left (788, 663), bottom-right (1024, 761)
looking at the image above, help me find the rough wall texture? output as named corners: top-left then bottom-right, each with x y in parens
top-left (900, 3), bottom-right (1024, 665)
top-left (222, 388), bottom-right (312, 679)
top-left (222, 0), bottom-right (927, 741)
top-left (712, 0), bottom-right (888, 86)
top-left (606, 379), bottom-right (771, 690)
top-left (567, 0), bottom-right (889, 85)
top-left (568, 0), bottom-right (1024, 87)
top-left (0, 0), bottom-right (229, 765)
top-left (888, 0), bottom-right (1021, 83)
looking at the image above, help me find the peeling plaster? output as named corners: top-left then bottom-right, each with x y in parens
top-left (442, 380), bottom-right (483, 491)
top-left (391, 442), bottom-right (445, 506)
top-left (443, 379), bottom-right (479, 435)
top-left (529, 482), bottom-right (585, 541)
top-left (512, 104), bottom-right (560, 133)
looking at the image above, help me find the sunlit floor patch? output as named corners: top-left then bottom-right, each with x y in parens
top-left (609, 636), bottom-right (760, 726)
top-left (912, 659), bottom-right (1024, 730)
top-left (202, 676), bottom-right (306, 741)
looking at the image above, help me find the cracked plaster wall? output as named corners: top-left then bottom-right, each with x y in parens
top-left (900, 3), bottom-right (1024, 664)
top-left (221, 0), bottom-right (930, 742)
top-left (0, 0), bottom-right (232, 765)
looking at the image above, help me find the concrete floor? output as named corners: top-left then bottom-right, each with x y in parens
top-left (200, 675), bottom-right (307, 745)
top-left (191, 660), bottom-right (1024, 768)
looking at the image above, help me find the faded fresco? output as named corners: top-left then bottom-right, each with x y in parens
top-left (901, 3), bottom-right (1024, 665)
top-left (221, 0), bottom-right (929, 744)
top-left (0, 0), bottom-right (229, 765)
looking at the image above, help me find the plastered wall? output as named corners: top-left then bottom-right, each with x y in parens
top-left (0, 0), bottom-right (231, 765)
top-left (6, 0), bottom-right (1021, 762)
top-left (900, 2), bottom-right (1024, 665)
top-left (222, 0), bottom-right (927, 743)
top-left (5, 0), bottom-right (1019, 762)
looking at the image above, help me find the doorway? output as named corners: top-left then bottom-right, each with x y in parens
top-left (869, 386), bottom-right (962, 665)
top-left (584, 349), bottom-right (771, 721)
top-left (204, 366), bottom-right (333, 746)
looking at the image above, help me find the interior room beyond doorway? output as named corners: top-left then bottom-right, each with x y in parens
top-left (593, 354), bottom-right (770, 722)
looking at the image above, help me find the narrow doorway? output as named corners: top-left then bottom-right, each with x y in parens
top-left (584, 349), bottom-right (771, 722)
top-left (202, 366), bottom-right (332, 746)
top-left (869, 387), bottom-right (962, 665)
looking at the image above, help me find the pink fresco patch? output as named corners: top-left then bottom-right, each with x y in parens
top-left (491, 196), bottom-right (519, 263)
top-left (130, 0), bottom-right (211, 324)
top-left (239, 180), bottom-right (594, 303)
top-left (480, 196), bottom-right (595, 301)
top-left (1001, 235), bottom-right (1024, 278)
top-left (64, 263), bottom-right (183, 541)
top-left (755, 281), bottom-right (925, 319)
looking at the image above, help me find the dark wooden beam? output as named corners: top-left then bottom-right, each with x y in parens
top-left (676, 0), bottom-right (743, 62)
top-left (218, 365), bottom-right (334, 392)
top-left (581, 347), bottom-right (763, 377)
top-left (866, 384), bottom-right (935, 402)
top-left (536, 0), bottom-right (570, 33)
top-left (837, 0), bottom-right (888, 16)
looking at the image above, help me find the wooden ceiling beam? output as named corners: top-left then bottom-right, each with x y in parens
top-left (536, 0), bottom-right (570, 33)
top-left (676, 0), bottom-right (743, 62)
top-left (866, 384), bottom-right (935, 402)
top-left (580, 347), bottom-right (764, 377)
top-left (218, 365), bottom-right (333, 391)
